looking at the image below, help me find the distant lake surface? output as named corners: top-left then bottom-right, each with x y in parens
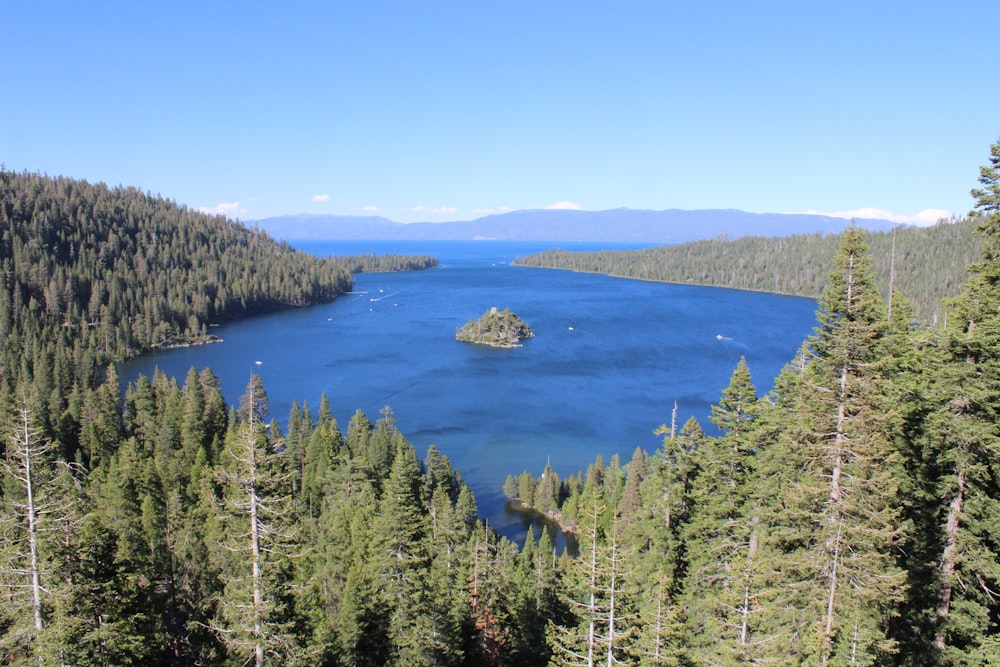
top-left (120, 241), bottom-right (818, 543)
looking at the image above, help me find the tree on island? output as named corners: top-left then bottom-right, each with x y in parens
top-left (456, 307), bottom-right (535, 348)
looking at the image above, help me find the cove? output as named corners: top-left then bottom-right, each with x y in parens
top-left (119, 240), bottom-right (819, 544)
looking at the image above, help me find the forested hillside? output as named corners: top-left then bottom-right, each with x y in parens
top-left (331, 252), bottom-right (439, 273)
top-left (1, 368), bottom-right (559, 665)
top-left (504, 221), bottom-right (1000, 664)
top-left (514, 217), bottom-right (980, 325)
top-left (3, 140), bottom-right (1000, 665)
top-left (0, 169), bottom-right (352, 378)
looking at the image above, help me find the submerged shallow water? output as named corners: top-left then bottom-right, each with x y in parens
top-left (120, 241), bottom-right (818, 543)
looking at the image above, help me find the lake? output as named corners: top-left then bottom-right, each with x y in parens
top-left (119, 240), bottom-right (819, 544)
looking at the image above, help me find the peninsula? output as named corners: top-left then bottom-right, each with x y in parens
top-left (455, 307), bottom-right (535, 348)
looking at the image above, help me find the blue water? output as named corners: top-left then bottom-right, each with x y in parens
top-left (119, 241), bottom-right (818, 543)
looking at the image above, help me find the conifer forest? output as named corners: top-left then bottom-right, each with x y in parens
top-left (2, 138), bottom-right (1000, 665)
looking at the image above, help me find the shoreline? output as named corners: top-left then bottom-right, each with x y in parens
top-left (505, 497), bottom-right (579, 537)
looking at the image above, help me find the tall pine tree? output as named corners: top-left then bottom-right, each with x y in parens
top-left (916, 137), bottom-right (1000, 664)
top-left (760, 227), bottom-right (907, 665)
top-left (211, 374), bottom-right (299, 666)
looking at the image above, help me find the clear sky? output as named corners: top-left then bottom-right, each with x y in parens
top-left (2, 1), bottom-right (998, 225)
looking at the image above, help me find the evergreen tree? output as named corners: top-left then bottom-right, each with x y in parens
top-left (617, 447), bottom-right (647, 520)
top-left (621, 419), bottom-right (703, 666)
top-left (549, 484), bottom-right (634, 667)
top-left (513, 526), bottom-right (563, 666)
top-left (630, 569), bottom-right (685, 667)
top-left (306, 467), bottom-right (379, 665)
top-left (212, 374), bottom-right (299, 666)
top-left (180, 366), bottom-right (209, 468)
top-left (301, 408), bottom-right (342, 520)
top-left (709, 355), bottom-right (759, 438)
top-left (0, 406), bottom-right (84, 660)
top-left (368, 440), bottom-right (434, 665)
top-left (915, 136), bottom-right (1000, 663)
top-left (682, 361), bottom-right (773, 665)
top-left (536, 462), bottom-right (560, 514)
top-left (760, 228), bottom-right (907, 664)
top-left (46, 512), bottom-right (167, 666)
top-left (78, 365), bottom-right (124, 468)
top-left (48, 460), bottom-right (173, 667)
top-left (422, 488), bottom-right (470, 665)
top-left (468, 525), bottom-right (518, 666)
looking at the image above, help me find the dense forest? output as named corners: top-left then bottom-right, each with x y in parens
top-left (513, 217), bottom-right (981, 326)
top-left (0, 170), bottom-right (354, 451)
top-left (330, 253), bottom-right (439, 274)
top-left (2, 138), bottom-right (1000, 665)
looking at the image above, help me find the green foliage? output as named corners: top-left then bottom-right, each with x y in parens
top-left (0, 406), bottom-right (86, 662)
top-left (211, 375), bottom-right (301, 665)
top-left (332, 253), bottom-right (438, 273)
top-left (514, 218), bottom-right (980, 326)
top-left (530, 222), bottom-right (990, 665)
top-left (456, 307), bottom-right (535, 347)
top-left (0, 169), bottom-right (550, 664)
top-left (0, 170), bottom-right (353, 363)
top-left (755, 229), bottom-right (907, 664)
top-left (7, 141), bottom-right (1000, 663)
top-left (907, 135), bottom-right (1000, 665)
top-left (970, 137), bottom-right (1000, 214)
top-left (0, 170), bottom-right (353, 466)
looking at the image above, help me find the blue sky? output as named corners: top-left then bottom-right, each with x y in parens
top-left (2, 2), bottom-right (998, 225)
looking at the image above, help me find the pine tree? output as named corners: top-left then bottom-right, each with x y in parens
top-left (916, 137), bottom-right (1000, 663)
top-left (284, 400), bottom-right (307, 500)
top-left (301, 408), bottom-right (342, 520)
top-left (180, 366), bottom-right (208, 468)
top-left (682, 361), bottom-right (772, 665)
top-left (630, 569), bottom-right (685, 667)
top-left (367, 440), bottom-right (434, 665)
top-left (549, 484), bottom-right (634, 667)
top-left (212, 374), bottom-right (299, 666)
top-left (78, 366), bottom-right (124, 468)
top-left (468, 525), bottom-right (515, 666)
top-left (709, 355), bottom-right (759, 438)
top-left (513, 526), bottom-right (563, 666)
top-left (422, 487), bottom-right (470, 665)
top-left (617, 447), bottom-right (647, 520)
top-left (536, 462), bottom-right (560, 514)
top-left (760, 227), bottom-right (907, 665)
top-left (0, 405), bottom-right (84, 660)
top-left (620, 418), bottom-right (703, 666)
top-left (307, 468), bottom-right (380, 665)
top-left (47, 505), bottom-right (168, 666)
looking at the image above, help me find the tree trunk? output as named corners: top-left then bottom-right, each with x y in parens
top-left (822, 520), bottom-right (844, 666)
top-left (819, 360), bottom-right (851, 664)
top-left (19, 409), bottom-right (45, 633)
top-left (934, 464), bottom-right (965, 651)
top-left (587, 508), bottom-right (599, 667)
top-left (249, 421), bottom-right (265, 667)
top-left (739, 516), bottom-right (759, 646)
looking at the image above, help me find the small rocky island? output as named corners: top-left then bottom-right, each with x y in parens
top-left (456, 307), bottom-right (535, 348)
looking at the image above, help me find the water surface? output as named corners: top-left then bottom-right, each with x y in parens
top-left (120, 241), bottom-right (818, 542)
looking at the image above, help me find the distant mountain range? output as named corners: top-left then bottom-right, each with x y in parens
top-left (251, 208), bottom-right (900, 244)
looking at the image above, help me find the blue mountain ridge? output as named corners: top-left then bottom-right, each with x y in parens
top-left (251, 208), bottom-right (901, 244)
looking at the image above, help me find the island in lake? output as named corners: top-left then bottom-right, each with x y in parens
top-left (455, 306), bottom-right (535, 348)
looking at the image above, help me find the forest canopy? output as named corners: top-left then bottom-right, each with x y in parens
top-left (331, 253), bottom-right (439, 273)
top-left (3, 138), bottom-right (1000, 665)
top-left (0, 170), bottom-right (353, 386)
top-left (513, 217), bottom-right (981, 326)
